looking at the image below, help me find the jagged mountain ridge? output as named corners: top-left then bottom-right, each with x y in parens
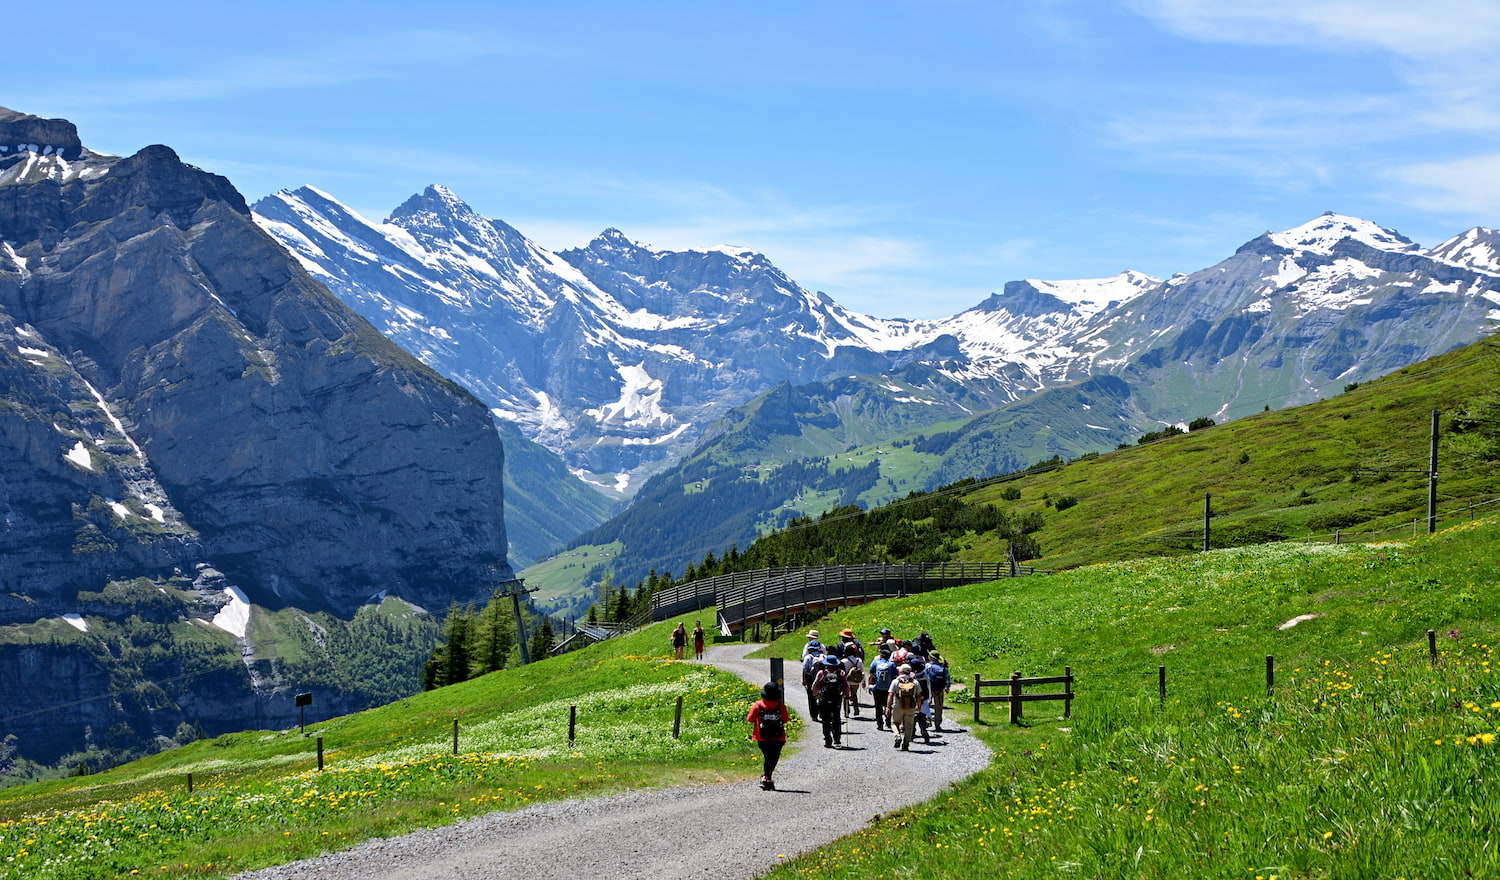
top-left (551, 214), bottom-right (1500, 586)
top-left (255, 185), bottom-right (1499, 598)
top-left (253, 185), bottom-right (1163, 492)
top-left (255, 189), bottom-right (1499, 478)
top-left (0, 109), bottom-right (513, 766)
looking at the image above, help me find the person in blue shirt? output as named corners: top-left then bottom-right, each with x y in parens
top-left (867, 647), bottom-right (897, 731)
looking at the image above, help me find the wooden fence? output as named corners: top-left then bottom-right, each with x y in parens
top-left (972, 669), bottom-right (1074, 724)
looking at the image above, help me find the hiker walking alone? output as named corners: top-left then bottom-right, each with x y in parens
top-left (747, 682), bottom-right (789, 790)
top-left (692, 620), bottom-right (706, 660)
top-left (671, 622), bottom-right (687, 660)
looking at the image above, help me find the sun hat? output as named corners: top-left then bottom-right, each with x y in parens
top-left (840, 628), bottom-right (854, 637)
top-left (807, 630), bottom-right (819, 639)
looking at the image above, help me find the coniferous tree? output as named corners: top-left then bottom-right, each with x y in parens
top-left (528, 617), bottom-right (555, 660)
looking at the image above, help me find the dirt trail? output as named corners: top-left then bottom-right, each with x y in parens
top-left (233, 643), bottom-right (991, 880)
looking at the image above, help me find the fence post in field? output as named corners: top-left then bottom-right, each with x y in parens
top-left (673, 695), bottom-right (684, 739)
top-left (973, 673), bottom-right (982, 723)
top-left (1428, 629), bottom-right (1438, 666)
top-left (1265, 656), bottom-right (1275, 699)
top-left (317, 736), bottom-right (324, 771)
top-left (1334, 529), bottom-right (1341, 545)
top-left (1064, 666), bottom-right (1073, 718)
top-left (1158, 665), bottom-right (1167, 707)
top-left (1203, 493), bottom-right (1212, 552)
top-left (187, 772), bottom-right (193, 793)
top-left (453, 719), bottom-right (459, 756)
top-left (569, 705), bottom-right (577, 746)
top-left (1009, 671), bottom-right (1023, 725)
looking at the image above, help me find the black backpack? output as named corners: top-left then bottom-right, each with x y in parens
top-left (757, 705), bottom-right (785, 740)
top-left (816, 670), bottom-right (844, 707)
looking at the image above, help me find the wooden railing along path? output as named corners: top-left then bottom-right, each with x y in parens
top-left (649, 561), bottom-right (1043, 633)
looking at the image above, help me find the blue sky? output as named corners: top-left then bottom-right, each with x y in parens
top-left (10, 1), bottom-right (1500, 317)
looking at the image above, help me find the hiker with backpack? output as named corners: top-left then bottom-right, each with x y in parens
top-left (802, 644), bottom-right (825, 722)
top-left (925, 651), bottom-right (951, 731)
top-left (868, 647), bottom-right (896, 731)
top-left (671, 622), bottom-right (687, 660)
top-left (747, 682), bottom-right (789, 790)
top-left (907, 656), bottom-right (933, 744)
top-left (692, 620), bottom-right (706, 660)
top-left (811, 654), bottom-right (848, 748)
top-left (841, 646), bottom-right (864, 718)
top-left (887, 664), bottom-right (923, 750)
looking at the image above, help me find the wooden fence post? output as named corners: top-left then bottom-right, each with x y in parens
top-left (1428, 629), bottom-right (1438, 666)
top-left (973, 673), bottom-right (982, 723)
top-left (316, 736), bottom-right (324, 771)
top-left (569, 705), bottom-right (577, 746)
top-left (187, 772), bottom-right (193, 793)
top-left (1265, 656), bottom-right (1274, 699)
top-left (1064, 666), bottom-right (1072, 719)
top-left (453, 719), bottom-right (459, 755)
top-left (1158, 665), bottom-right (1167, 706)
top-left (673, 695), bottom-right (684, 739)
top-left (1008, 671), bottom-right (1022, 725)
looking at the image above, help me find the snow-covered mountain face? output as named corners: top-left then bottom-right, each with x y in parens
top-left (255, 192), bottom-right (1500, 501)
top-left (256, 186), bottom-right (1022, 492)
top-left (1062, 213), bottom-right (1500, 420)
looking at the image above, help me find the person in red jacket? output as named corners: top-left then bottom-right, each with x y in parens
top-left (747, 682), bottom-right (789, 790)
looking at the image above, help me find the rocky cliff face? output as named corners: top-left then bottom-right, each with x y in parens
top-left (0, 108), bottom-right (511, 768)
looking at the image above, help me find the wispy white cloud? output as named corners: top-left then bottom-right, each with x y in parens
top-left (1132, 0), bottom-right (1500, 59)
top-left (1107, 0), bottom-right (1500, 224)
top-left (24, 30), bottom-right (518, 108)
top-left (1391, 154), bottom-right (1500, 216)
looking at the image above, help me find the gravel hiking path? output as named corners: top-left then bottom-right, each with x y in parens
top-left (233, 643), bottom-right (992, 880)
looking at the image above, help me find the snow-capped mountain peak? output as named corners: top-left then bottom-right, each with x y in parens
top-left (1428, 227), bottom-right (1500, 276)
top-left (1267, 212), bottom-right (1419, 256)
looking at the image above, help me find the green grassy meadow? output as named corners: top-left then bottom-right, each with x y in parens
top-left (5, 516), bottom-right (1498, 878)
top-left (751, 517), bottom-right (1500, 879)
top-left (0, 621), bottom-right (768, 880)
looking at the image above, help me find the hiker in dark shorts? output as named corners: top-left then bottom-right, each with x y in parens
top-left (671, 622), bottom-right (687, 660)
top-left (692, 620), bottom-right (706, 660)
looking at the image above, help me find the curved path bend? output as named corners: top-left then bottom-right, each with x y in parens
top-left (234, 644), bottom-right (991, 880)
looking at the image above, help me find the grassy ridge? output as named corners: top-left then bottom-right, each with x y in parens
top-left (751, 517), bottom-right (1500, 879)
top-left (958, 341), bottom-right (1499, 570)
top-left (0, 620), bottom-right (769, 880)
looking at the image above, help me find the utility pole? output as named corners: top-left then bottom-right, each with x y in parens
top-left (494, 578), bottom-right (539, 664)
top-left (1428, 410), bottom-right (1440, 534)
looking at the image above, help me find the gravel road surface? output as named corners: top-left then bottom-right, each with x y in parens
top-left (233, 643), bottom-right (991, 880)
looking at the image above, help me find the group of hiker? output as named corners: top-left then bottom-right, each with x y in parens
top-left (746, 626), bottom-right (953, 790)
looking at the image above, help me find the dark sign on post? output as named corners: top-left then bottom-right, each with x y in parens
top-left (295, 692), bottom-right (312, 735)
